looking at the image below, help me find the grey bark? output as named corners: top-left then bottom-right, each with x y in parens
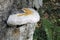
top-left (0, 0), bottom-right (14, 40)
top-left (0, 0), bottom-right (40, 40)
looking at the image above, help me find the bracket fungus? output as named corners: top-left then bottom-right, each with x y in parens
top-left (7, 8), bottom-right (40, 25)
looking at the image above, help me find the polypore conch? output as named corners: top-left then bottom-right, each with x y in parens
top-left (7, 8), bottom-right (40, 25)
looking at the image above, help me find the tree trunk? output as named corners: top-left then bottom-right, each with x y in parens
top-left (0, 0), bottom-right (14, 40)
top-left (0, 0), bottom-right (40, 40)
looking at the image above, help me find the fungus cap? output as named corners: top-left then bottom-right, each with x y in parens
top-left (7, 8), bottom-right (40, 25)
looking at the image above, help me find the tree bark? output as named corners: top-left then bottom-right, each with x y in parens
top-left (0, 0), bottom-right (14, 40)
